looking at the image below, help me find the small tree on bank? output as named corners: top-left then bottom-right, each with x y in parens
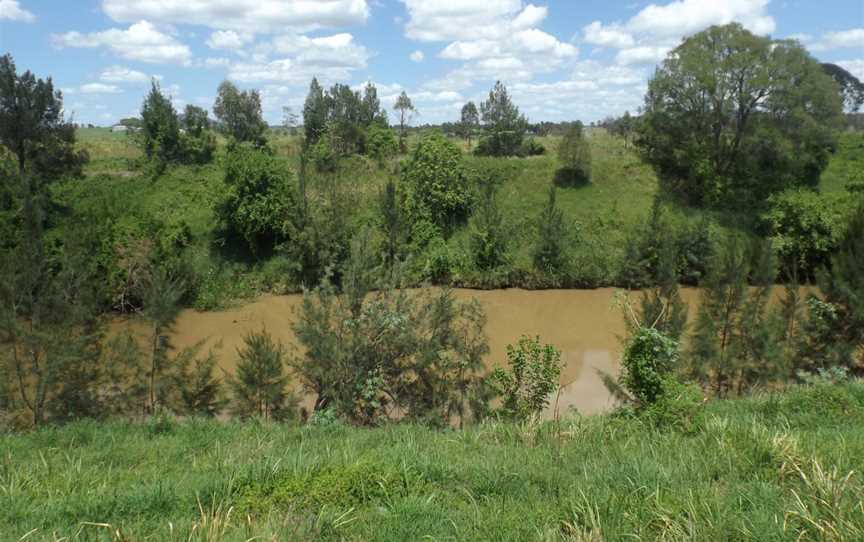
top-left (491, 335), bottom-right (562, 420)
top-left (476, 81), bottom-right (528, 157)
top-left (229, 329), bottom-right (294, 420)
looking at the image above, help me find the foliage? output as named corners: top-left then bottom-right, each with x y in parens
top-left (469, 182), bottom-right (509, 272)
top-left (0, 53), bottom-right (86, 180)
top-left (174, 343), bottom-right (226, 417)
top-left (393, 91), bottom-right (415, 152)
top-left (491, 335), bottom-right (562, 420)
top-left (213, 80), bottom-right (267, 147)
top-left (308, 134), bottom-right (338, 173)
top-left (638, 23), bottom-right (842, 208)
top-left (519, 137), bottom-right (545, 156)
top-left (532, 186), bottom-right (570, 276)
top-left (556, 121), bottom-right (591, 185)
top-left (217, 145), bottom-right (297, 255)
top-left (763, 188), bottom-right (852, 277)
top-left (620, 327), bottom-right (680, 406)
top-left (686, 235), bottom-right (786, 395)
top-left (292, 234), bottom-right (491, 426)
top-left (365, 123), bottom-right (398, 166)
top-left (139, 80), bottom-right (182, 170)
top-left (139, 266), bottom-right (185, 415)
top-left (302, 77), bottom-right (328, 146)
top-left (459, 101), bottom-right (479, 146)
top-left (822, 62), bottom-right (864, 112)
top-left (401, 131), bottom-right (473, 237)
top-left (229, 329), bottom-right (295, 421)
top-left (476, 81), bottom-right (528, 157)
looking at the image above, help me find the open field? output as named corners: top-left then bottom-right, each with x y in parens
top-left (3, 382), bottom-right (863, 541)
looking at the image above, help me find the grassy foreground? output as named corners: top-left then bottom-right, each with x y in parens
top-left (3, 383), bottom-right (864, 541)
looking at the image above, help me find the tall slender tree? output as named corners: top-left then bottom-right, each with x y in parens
top-left (393, 91), bottom-right (415, 152)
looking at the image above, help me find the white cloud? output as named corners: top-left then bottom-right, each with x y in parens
top-left (206, 30), bottom-right (254, 51)
top-left (204, 57), bottom-right (231, 68)
top-left (808, 28), bottom-right (864, 52)
top-left (99, 65), bottom-right (155, 84)
top-left (0, 0), bottom-right (35, 22)
top-left (410, 50), bottom-right (424, 62)
top-left (230, 32), bottom-right (369, 83)
top-left (102, 0), bottom-right (370, 33)
top-left (403, 1), bottom-right (542, 42)
top-left (582, 21), bottom-right (634, 49)
top-left (80, 83), bottom-right (121, 94)
top-left (581, 0), bottom-right (775, 66)
top-left (838, 59), bottom-right (864, 81)
top-left (51, 21), bottom-right (193, 65)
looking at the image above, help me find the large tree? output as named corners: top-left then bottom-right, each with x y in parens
top-left (638, 23), bottom-right (842, 208)
top-left (140, 80), bottom-right (181, 164)
top-left (302, 77), bottom-right (327, 146)
top-left (213, 80), bottom-right (268, 146)
top-left (0, 53), bottom-right (85, 182)
top-left (477, 81), bottom-right (528, 157)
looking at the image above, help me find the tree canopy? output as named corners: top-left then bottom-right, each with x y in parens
top-left (476, 81), bottom-right (528, 157)
top-left (638, 23), bottom-right (842, 208)
top-left (213, 80), bottom-right (268, 146)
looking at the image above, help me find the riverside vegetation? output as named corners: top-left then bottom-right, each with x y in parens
top-left (2, 23), bottom-right (864, 540)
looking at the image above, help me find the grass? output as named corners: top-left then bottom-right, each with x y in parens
top-left (2, 381), bottom-right (863, 540)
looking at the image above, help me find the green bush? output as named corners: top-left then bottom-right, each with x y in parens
top-left (640, 377), bottom-right (705, 433)
top-left (519, 137), bottom-right (545, 156)
top-left (491, 335), bottom-right (562, 420)
top-left (309, 135), bottom-right (337, 173)
top-left (217, 145), bottom-right (298, 255)
top-left (365, 124), bottom-right (398, 166)
top-left (620, 327), bottom-right (679, 406)
top-left (402, 132), bottom-right (473, 236)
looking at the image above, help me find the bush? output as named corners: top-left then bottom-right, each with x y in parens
top-left (556, 122), bottom-right (591, 186)
top-left (763, 188), bottom-right (852, 278)
top-left (309, 135), bottom-right (337, 173)
top-left (640, 377), bottom-right (705, 433)
top-left (217, 145), bottom-right (298, 255)
top-left (491, 335), bottom-right (562, 420)
top-left (532, 186), bottom-right (570, 276)
top-left (469, 183), bottom-right (509, 272)
top-left (365, 124), bottom-right (398, 166)
top-left (620, 327), bottom-right (679, 406)
top-left (519, 138), bottom-right (545, 156)
top-left (228, 329), bottom-right (296, 421)
top-left (402, 132), bottom-right (473, 236)
top-left (179, 131), bottom-right (216, 165)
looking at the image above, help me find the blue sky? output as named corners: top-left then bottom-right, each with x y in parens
top-left (1, 0), bottom-right (862, 126)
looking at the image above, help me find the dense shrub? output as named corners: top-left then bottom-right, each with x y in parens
top-left (763, 188), bottom-right (852, 278)
top-left (402, 132), bottom-right (473, 236)
top-left (475, 81), bottom-right (528, 157)
top-left (519, 138), bottom-right (545, 156)
top-left (365, 124), bottom-right (398, 166)
top-left (217, 145), bottom-right (298, 255)
top-left (620, 327), bottom-right (679, 406)
top-left (308, 135), bottom-right (337, 173)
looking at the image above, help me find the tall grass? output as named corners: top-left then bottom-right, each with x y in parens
top-left (2, 381), bottom-right (863, 540)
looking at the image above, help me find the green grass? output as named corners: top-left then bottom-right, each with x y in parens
top-left (3, 382), bottom-right (863, 540)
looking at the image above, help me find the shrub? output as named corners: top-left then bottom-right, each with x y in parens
top-left (763, 189), bottom-right (851, 278)
top-left (217, 145), bottom-right (298, 255)
top-left (640, 377), bottom-right (705, 433)
top-left (309, 135), bottom-right (337, 173)
top-left (402, 132), bottom-right (472, 236)
top-left (469, 183), bottom-right (509, 272)
top-left (520, 137), bottom-right (545, 156)
top-left (228, 329), bottom-right (296, 421)
top-left (556, 122), bottom-right (591, 186)
top-left (491, 335), bottom-right (562, 420)
top-left (365, 124), bottom-right (398, 166)
top-left (620, 327), bottom-right (679, 406)
top-left (532, 186), bottom-right (570, 276)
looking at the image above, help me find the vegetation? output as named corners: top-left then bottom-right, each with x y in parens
top-left (476, 81), bottom-right (528, 157)
top-left (638, 23), bottom-right (842, 208)
top-left (556, 121), bottom-right (591, 186)
top-left (213, 80), bottom-right (267, 147)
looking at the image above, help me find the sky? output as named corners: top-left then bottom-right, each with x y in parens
top-left (1, 0), bottom-right (862, 126)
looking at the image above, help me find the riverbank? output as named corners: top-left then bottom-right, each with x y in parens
top-left (3, 381), bottom-right (863, 540)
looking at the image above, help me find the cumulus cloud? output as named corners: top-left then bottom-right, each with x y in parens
top-left (410, 50), bottom-right (424, 62)
top-left (101, 0), bottom-right (370, 33)
top-left (80, 83), bottom-right (122, 94)
top-left (229, 32), bottom-right (369, 83)
top-left (99, 65), bottom-right (156, 84)
top-left (803, 28), bottom-right (864, 52)
top-left (206, 30), bottom-right (254, 51)
top-left (580, 0), bottom-right (775, 65)
top-left (51, 21), bottom-right (193, 65)
top-left (0, 0), bottom-right (34, 21)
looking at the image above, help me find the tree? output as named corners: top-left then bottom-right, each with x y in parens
top-left (360, 82), bottom-right (384, 126)
top-left (556, 121), bottom-right (591, 185)
top-left (469, 182), bottom-right (509, 272)
top-left (401, 132), bottom-right (472, 236)
top-left (180, 104), bottom-right (215, 164)
top-left (174, 343), bottom-right (225, 417)
top-left (302, 77), bottom-right (327, 146)
top-left (217, 145), bottom-right (298, 255)
top-left (379, 179), bottom-right (405, 273)
top-left (476, 81), bottom-right (528, 157)
top-left (213, 80), bottom-right (267, 146)
top-left (393, 91), bottom-right (415, 152)
top-left (0, 53), bottom-right (86, 181)
top-left (292, 233), bottom-right (491, 426)
top-left (638, 23), bottom-right (842, 208)
top-left (491, 335), bottom-right (562, 420)
top-left (532, 186), bottom-right (570, 276)
top-left (821, 63), bottom-right (864, 113)
top-left (459, 101), bottom-right (479, 147)
top-left (366, 124), bottom-right (398, 166)
top-left (140, 80), bottom-right (181, 169)
top-left (229, 329), bottom-right (294, 420)
top-left (182, 104), bottom-right (209, 137)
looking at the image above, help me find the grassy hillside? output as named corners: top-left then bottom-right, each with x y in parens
top-left (3, 382), bottom-right (863, 541)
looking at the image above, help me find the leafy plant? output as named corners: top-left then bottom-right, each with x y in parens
top-left (491, 335), bottom-right (562, 420)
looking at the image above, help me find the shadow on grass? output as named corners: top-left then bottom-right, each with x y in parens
top-left (553, 168), bottom-right (591, 188)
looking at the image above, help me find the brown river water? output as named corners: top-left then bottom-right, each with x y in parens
top-left (110, 287), bottom-right (733, 416)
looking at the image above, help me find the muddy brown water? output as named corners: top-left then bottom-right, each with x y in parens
top-left (111, 287), bottom-right (795, 417)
